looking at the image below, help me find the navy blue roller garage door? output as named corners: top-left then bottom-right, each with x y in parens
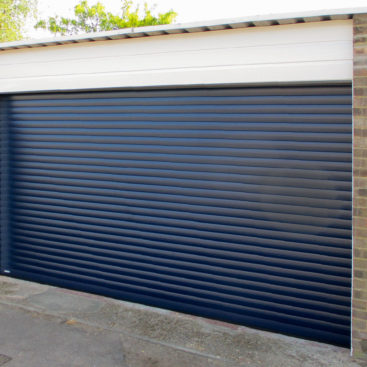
top-left (6, 85), bottom-right (352, 346)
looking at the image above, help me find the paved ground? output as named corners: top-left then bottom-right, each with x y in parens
top-left (0, 275), bottom-right (365, 367)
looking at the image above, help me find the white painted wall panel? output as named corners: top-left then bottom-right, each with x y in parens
top-left (0, 20), bottom-right (353, 93)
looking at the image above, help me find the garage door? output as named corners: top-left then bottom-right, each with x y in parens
top-left (7, 85), bottom-right (352, 346)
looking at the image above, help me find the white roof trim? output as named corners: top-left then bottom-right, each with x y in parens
top-left (0, 7), bottom-right (365, 51)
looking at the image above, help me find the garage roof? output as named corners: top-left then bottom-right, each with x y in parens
top-left (0, 7), bottom-right (366, 51)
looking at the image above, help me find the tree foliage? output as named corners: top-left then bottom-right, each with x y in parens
top-left (35, 0), bottom-right (177, 36)
top-left (0, 0), bottom-right (37, 42)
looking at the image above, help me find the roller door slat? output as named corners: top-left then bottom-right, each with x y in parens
top-left (11, 187), bottom-right (353, 228)
top-left (8, 85), bottom-right (352, 347)
top-left (11, 239), bottom-right (351, 300)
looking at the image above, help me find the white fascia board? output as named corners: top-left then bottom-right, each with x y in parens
top-left (0, 20), bottom-right (353, 93)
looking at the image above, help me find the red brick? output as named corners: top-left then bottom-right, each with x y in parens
top-left (354, 129), bottom-right (367, 137)
top-left (354, 197), bottom-right (367, 208)
top-left (353, 123), bottom-right (367, 130)
top-left (353, 238), bottom-right (367, 250)
top-left (355, 269), bottom-right (367, 279)
top-left (354, 56), bottom-right (367, 68)
top-left (354, 170), bottom-right (367, 178)
top-left (354, 97), bottom-right (367, 107)
top-left (354, 318), bottom-right (367, 330)
top-left (355, 68), bottom-right (367, 77)
top-left (355, 88), bottom-right (367, 97)
top-left (354, 158), bottom-right (367, 168)
top-left (353, 299), bottom-right (367, 311)
top-left (353, 278), bottom-right (367, 290)
top-left (353, 141), bottom-right (367, 151)
top-left (355, 218), bottom-right (367, 228)
top-left (354, 14), bottom-right (367, 24)
top-left (354, 45), bottom-right (367, 53)
top-left (354, 108), bottom-right (367, 116)
top-left (354, 207), bottom-right (367, 217)
top-left (354, 177), bottom-right (367, 187)
top-left (353, 115), bottom-right (367, 124)
top-left (355, 36), bottom-right (367, 46)
top-left (353, 329), bottom-right (367, 340)
top-left (344, 13), bottom-right (367, 358)
top-left (354, 259), bottom-right (367, 270)
top-left (354, 78), bottom-right (367, 87)
top-left (354, 149), bottom-right (367, 158)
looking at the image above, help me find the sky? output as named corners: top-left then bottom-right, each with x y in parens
top-left (27, 0), bottom-right (367, 39)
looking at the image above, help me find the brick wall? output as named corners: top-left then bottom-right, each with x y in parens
top-left (353, 13), bottom-right (367, 360)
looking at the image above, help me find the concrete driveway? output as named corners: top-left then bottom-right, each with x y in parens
top-left (0, 275), bottom-right (364, 367)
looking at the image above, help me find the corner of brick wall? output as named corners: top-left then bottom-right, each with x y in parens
top-left (353, 13), bottom-right (367, 360)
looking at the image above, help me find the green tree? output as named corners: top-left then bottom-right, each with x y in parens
top-left (35, 0), bottom-right (177, 36)
top-left (0, 0), bottom-right (37, 42)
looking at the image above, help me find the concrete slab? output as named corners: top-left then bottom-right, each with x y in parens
top-left (0, 276), bottom-right (364, 367)
top-left (0, 304), bottom-right (125, 367)
top-left (26, 289), bottom-right (104, 314)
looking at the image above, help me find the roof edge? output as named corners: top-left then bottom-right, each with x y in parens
top-left (0, 6), bottom-right (365, 51)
